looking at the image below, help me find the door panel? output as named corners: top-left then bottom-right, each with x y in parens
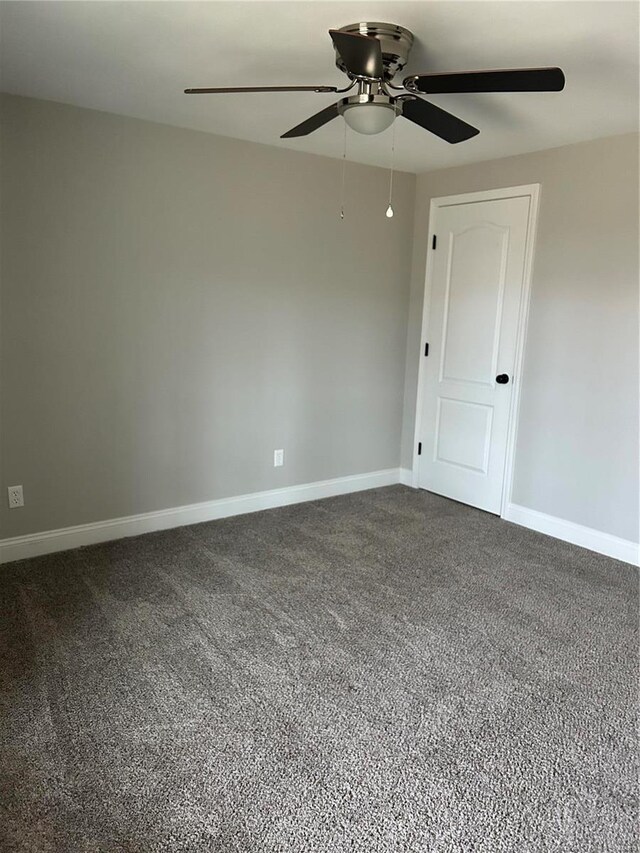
top-left (418, 195), bottom-right (531, 514)
top-left (440, 224), bottom-right (509, 387)
top-left (435, 398), bottom-right (493, 473)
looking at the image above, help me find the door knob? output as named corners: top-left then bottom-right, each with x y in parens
top-left (496, 374), bottom-right (510, 384)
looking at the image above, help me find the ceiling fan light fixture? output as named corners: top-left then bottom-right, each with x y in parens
top-left (342, 103), bottom-right (396, 135)
top-left (338, 94), bottom-right (398, 135)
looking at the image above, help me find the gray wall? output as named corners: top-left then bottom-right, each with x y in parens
top-left (402, 134), bottom-right (639, 542)
top-left (0, 95), bottom-right (415, 538)
top-left (2, 95), bottom-right (637, 547)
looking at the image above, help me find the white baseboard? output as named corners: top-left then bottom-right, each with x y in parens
top-left (399, 468), bottom-right (414, 487)
top-left (502, 503), bottom-right (639, 567)
top-left (0, 468), bottom-right (401, 565)
top-left (5, 475), bottom-right (635, 568)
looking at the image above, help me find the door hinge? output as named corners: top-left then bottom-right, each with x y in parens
top-left (424, 342), bottom-right (429, 357)
top-left (417, 442), bottom-right (422, 456)
top-left (432, 235), bottom-right (437, 250)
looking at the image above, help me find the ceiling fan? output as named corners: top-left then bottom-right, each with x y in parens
top-left (185, 23), bottom-right (565, 143)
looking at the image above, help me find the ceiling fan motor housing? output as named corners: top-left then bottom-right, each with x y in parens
top-left (334, 22), bottom-right (415, 80)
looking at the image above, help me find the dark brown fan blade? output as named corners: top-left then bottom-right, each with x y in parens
top-left (185, 85), bottom-right (338, 94)
top-left (401, 97), bottom-right (479, 144)
top-left (405, 67), bottom-right (565, 94)
top-left (329, 30), bottom-right (384, 79)
top-left (280, 102), bottom-right (341, 138)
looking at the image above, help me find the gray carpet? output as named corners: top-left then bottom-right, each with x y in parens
top-left (1, 486), bottom-right (637, 852)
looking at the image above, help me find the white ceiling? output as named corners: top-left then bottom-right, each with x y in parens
top-left (1, 1), bottom-right (638, 174)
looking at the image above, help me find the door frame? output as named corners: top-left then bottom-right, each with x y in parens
top-left (410, 183), bottom-right (541, 518)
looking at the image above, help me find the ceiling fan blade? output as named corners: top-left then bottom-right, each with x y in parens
top-left (401, 97), bottom-right (479, 144)
top-left (185, 85), bottom-right (338, 94)
top-left (329, 30), bottom-right (384, 79)
top-left (280, 102), bottom-right (341, 138)
top-left (405, 67), bottom-right (565, 94)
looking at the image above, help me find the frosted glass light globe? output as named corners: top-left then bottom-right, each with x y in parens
top-left (342, 103), bottom-right (396, 135)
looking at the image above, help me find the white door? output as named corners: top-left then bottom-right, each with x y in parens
top-left (417, 192), bottom-right (534, 514)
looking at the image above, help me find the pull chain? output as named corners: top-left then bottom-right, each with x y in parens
top-left (386, 116), bottom-right (396, 218)
top-left (340, 120), bottom-right (347, 219)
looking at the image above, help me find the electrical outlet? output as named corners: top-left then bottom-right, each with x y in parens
top-left (8, 485), bottom-right (24, 508)
top-left (273, 449), bottom-right (284, 468)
